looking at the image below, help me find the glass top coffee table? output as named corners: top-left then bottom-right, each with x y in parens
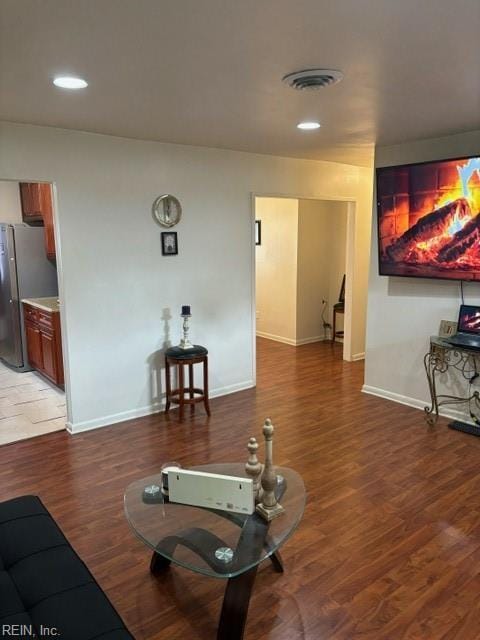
top-left (124, 463), bottom-right (305, 640)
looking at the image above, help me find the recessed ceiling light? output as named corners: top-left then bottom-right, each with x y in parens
top-left (53, 76), bottom-right (88, 89)
top-left (297, 121), bottom-right (321, 130)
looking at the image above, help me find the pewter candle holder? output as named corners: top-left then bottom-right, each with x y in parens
top-left (179, 312), bottom-right (193, 350)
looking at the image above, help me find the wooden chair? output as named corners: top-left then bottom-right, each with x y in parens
top-left (331, 274), bottom-right (345, 344)
top-left (332, 302), bottom-right (345, 343)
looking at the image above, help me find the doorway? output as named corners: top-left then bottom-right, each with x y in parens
top-left (253, 195), bottom-right (354, 376)
top-left (0, 179), bottom-right (68, 445)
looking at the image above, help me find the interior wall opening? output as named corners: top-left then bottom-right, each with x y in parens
top-left (0, 179), bottom-right (68, 445)
top-left (253, 195), bottom-right (356, 376)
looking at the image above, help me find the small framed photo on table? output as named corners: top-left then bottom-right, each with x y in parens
top-left (438, 319), bottom-right (457, 338)
top-left (161, 231), bottom-right (178, 256)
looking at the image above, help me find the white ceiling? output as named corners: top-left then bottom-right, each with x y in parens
top-left (1, 0), bottom-right (479, 167)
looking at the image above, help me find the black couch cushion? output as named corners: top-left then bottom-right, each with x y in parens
top-left (10, 545), bottom-right (92, 608)
top-left (0, 495), bottom-right (134, 640)
top-left (0, 514), bottom-right (66, 567)
top-left (0, 569), bottom-right (25, 617)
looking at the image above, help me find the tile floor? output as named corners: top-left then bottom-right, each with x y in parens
top-left (0, 360), bottom-right (66, 446)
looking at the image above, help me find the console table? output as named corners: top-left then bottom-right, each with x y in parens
top-left (424, 335), bottom-right (480, 424)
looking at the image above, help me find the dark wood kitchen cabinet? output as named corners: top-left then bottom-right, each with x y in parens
top-left (23, 303), bottom-right (64, 388)
top-left (25, 323), bottom-right (42, 370)
top-left (42, 201), bottom-right (56, 260)
top-left (19, 182), bottom-right (49, 221)
top-left (40, 331), bottom-right (56, 381)
top-left (19, 182), bottom-right (56, 260)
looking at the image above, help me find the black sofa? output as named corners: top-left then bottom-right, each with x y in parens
top-left (0, 495), bottom-right (134, 639)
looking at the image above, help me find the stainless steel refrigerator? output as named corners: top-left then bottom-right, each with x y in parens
top-left (0, 224), bottom-right (58, 370)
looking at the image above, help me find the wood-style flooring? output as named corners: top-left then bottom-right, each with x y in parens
top-left (1, 338), bottom-right (480, 639)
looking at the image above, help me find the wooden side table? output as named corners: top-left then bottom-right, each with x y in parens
top-left (165, 345), bottom-right (211, 420)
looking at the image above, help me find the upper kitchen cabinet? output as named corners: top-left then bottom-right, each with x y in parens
top-left (19, 182), bottom-right (48, 221)
top-left (19, 182), bottom-right (56, 260)
top-left (42, 189), bottom-right (56, 260)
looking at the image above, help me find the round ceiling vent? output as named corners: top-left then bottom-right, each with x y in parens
top-left (282, 68), bottom-right (344, 91)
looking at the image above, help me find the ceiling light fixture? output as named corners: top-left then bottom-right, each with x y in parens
top-left (53, 76), bottom-right (88, 89)
top-left (297, 121), bottom-right (321, 130)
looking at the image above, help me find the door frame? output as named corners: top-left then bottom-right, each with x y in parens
top-left (51, 181), bottom-right (72, 426)
top-left (251, 192), bottom-right (357, 385)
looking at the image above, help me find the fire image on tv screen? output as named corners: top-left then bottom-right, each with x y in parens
top-left (377, 155), bottom-right (480, 280)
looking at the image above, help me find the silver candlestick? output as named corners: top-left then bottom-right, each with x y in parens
top-left (179, 313), bottom-right (193, 349)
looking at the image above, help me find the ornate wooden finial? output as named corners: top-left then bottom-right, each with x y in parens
top-left (245, 437), bottom-right (263, 502)
top-left (256, 418), bottom-right (284, 521)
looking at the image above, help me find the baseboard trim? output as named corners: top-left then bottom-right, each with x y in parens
top-left (361, 384), bottom-right (476, 425)
top-left (209, 380), bottom-right (255, 399)
top-left (352, 352), bottom-right (365, 361)
top-left (296, 335), bottom-right (325, 346)
top-left (67, 379), bottom-right (255, 434)
top-left (256, 331), bottom-right (326, 346)
top-left (256, 331), bottom-right (296, 345)
top-left (66, 404), bottom-right (163, 434)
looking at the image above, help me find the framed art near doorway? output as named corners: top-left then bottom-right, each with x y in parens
top-left (255, 220), bottom-right (261, 246)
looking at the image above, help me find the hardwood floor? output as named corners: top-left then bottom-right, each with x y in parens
top-left (1, 337), bottom-right (480, 639)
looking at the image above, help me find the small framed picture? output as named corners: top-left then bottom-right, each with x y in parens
top-left (438, 319), bottom-right (457, 338)
top-left (161, 231), bottom-right (178, 256)
top-left (255, 220), bottom-right (261, 246)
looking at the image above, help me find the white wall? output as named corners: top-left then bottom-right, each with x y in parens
top-left (0, 181), bottom-right (22, 223)
top-left (364, 129), bottom-right (480, 421)
top-left (255, 198), bottom-right (298, 343)
top-left (296, 199), bottom-right (347, 343)
top-left (296, 199), bottom-right (329, 343)
top-left (327, 204), bottom-right (347, 314)
top-left (0, 122), bottom-right (373, 432)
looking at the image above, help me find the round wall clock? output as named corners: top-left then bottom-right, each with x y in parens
top-left (152, 194), bottom-right (182, 228)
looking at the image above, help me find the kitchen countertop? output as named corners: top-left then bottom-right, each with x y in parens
top-left (22, 297), bottom-right (60, 313)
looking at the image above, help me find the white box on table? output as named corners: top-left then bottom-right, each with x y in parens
top-left (168, 469), bottom-right (255, 514)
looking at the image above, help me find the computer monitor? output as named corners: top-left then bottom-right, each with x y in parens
top-left (457, 305), bottom-right (480, 334)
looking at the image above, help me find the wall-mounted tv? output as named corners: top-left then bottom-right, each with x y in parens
top-left (377, 154), bottom-right (480, 281)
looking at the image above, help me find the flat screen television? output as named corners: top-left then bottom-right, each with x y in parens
top-left (376, 154), bottom-right (480, 281)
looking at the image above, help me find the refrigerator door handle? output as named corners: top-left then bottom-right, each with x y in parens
top-left (6, 234), bottom-right (19, 302)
